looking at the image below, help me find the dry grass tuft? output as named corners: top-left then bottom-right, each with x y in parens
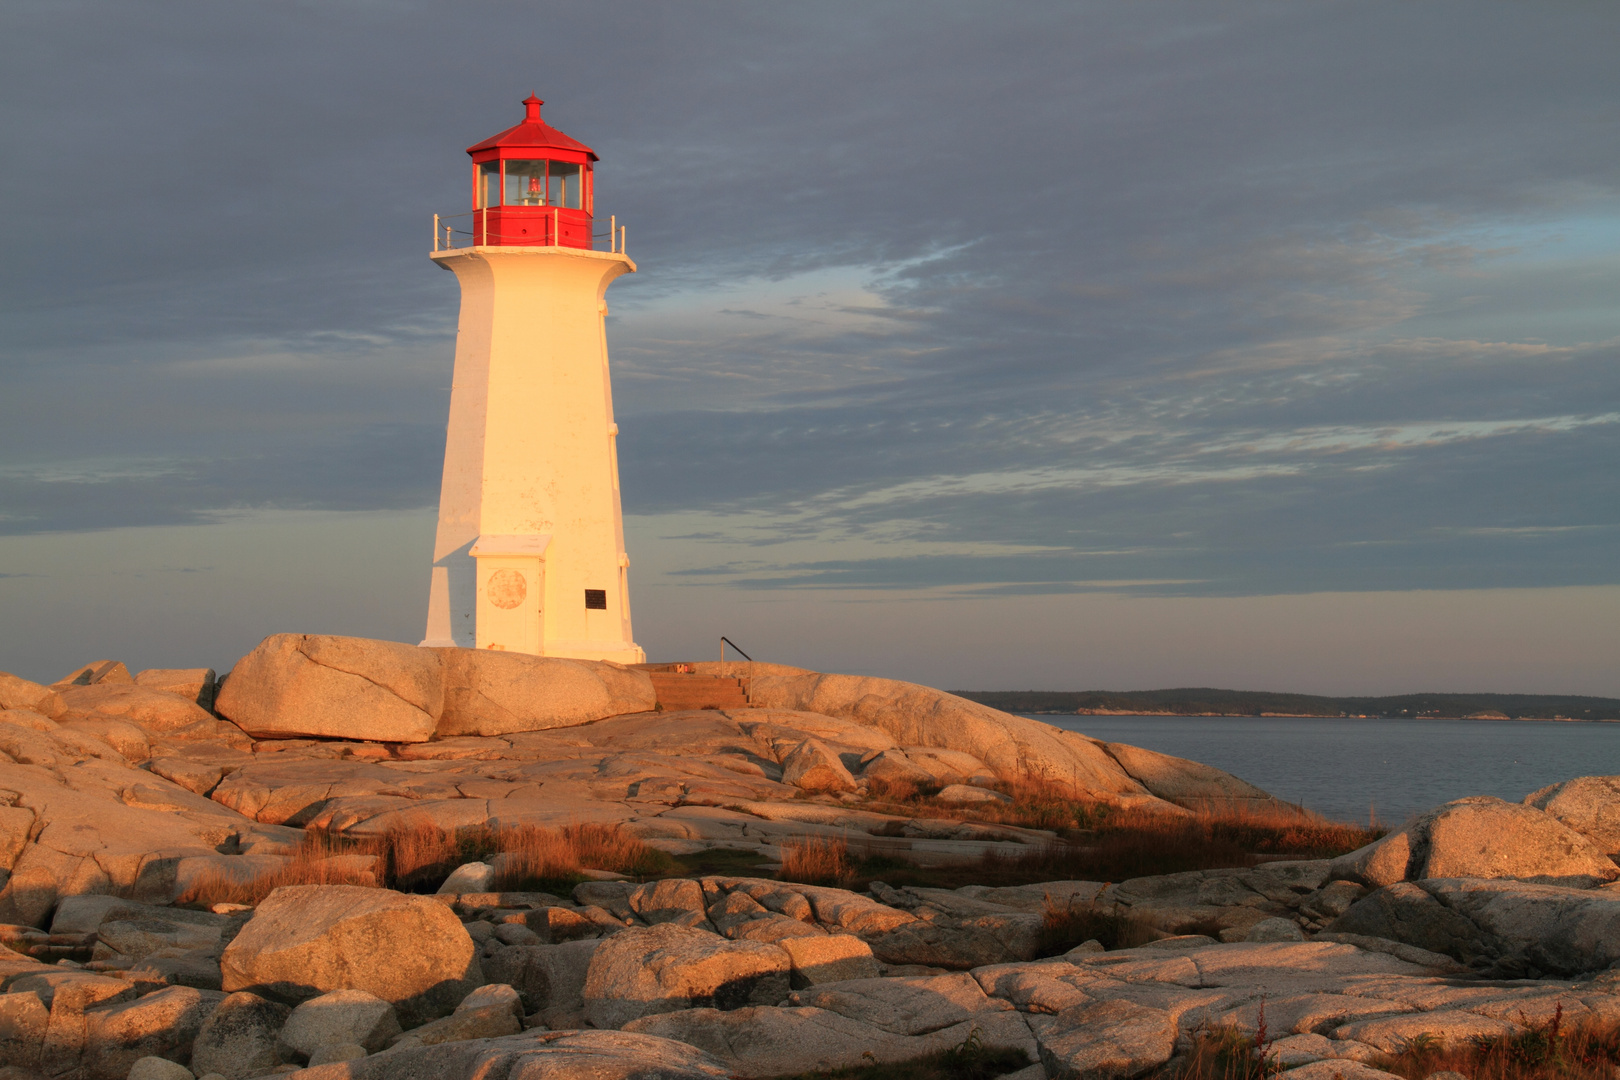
top-left (779, 835), bottom-right (856, 888)
top-left (177, 819), bottom-right (671, 908)
top-left (1377, 1008), bottom-right (1620, 1080)
top-left (177, 830), bottom-right (384, 907)
top-left (488, 822), bottom-right (671, 891)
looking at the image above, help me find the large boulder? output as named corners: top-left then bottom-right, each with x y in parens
top-left (1524, 775), bottom-right (1620, 856)
top-left (433, 649), bottom-right (656, 736)
top-left (215, 634), bottom-right (444, 743)
top-left (1422, 877), bottom-right (1620, 976)
top-left (1329, 795), bottom-right (1620, 888)
top-left (1326, 876), bottom-right (1620, 977)
top-left (214, 634), bottom-right (659, 743)
top-left (220, 885), bottom-right (481, 1025)
top-left (582, 923), bottom-right (791, 1029)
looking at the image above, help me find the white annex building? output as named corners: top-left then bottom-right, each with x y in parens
top-left (420, 96), bottom-right (644, 664)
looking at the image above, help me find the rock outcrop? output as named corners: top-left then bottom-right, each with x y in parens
top-left (1524, 774), bottom-right (1620, 856)
top-left (1329, 876), bottom-right (1620, 977)
top-left (1329, 795), bottom-right (1620, 889)
top-left (747, 669), bottom-right (1163, 801)
top-left (1099, 741), bottom-right (1277, 810)
top-left (0, 713), bottom-right (286, 926)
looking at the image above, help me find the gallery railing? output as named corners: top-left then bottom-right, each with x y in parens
top-left (432, 210), bottom-right (626, 254)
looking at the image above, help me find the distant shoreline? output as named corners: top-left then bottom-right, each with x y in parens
top-left (1026, 709), bottom-right (1620, 723)
top-left (954, 687), bottom-right (1620, 723)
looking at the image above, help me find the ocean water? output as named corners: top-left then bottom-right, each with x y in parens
top-left (1029, 714), bottom-right (1620, 826)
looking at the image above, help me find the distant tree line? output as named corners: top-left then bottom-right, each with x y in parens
top-left (950, 688), bottom-right (1620, 721)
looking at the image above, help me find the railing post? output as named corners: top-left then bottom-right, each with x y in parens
top-left (610, 215), bottom-right (616, 253)
top-left (433, 213), bottom-right (439, 252)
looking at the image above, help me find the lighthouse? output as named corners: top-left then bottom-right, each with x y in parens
top-left (420, 96), bottom-right (644, 664)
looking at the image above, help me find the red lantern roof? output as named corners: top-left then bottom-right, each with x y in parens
top-left (466, 95), bottom-right (598, 161)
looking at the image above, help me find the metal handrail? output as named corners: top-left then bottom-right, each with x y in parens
top-left (719, 636), bottom-right (754, 705)
top-left (432, 209), bottom-right (626, 255)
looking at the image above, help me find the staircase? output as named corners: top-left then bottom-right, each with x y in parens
top-left (647, 671), bottom-right (750, 711)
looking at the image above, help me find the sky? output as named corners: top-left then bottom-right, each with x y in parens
top-left (1, 1), bottom-right (1617, 694)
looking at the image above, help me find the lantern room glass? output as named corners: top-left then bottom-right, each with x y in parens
top-left (549, 162), bottom-right (582, 208)
top-left (504, 161), bottom-right (546, 206)
top-left (477, 162), bottom-right (500, 209)
top-left (490, 160), bottom-right (583, 209)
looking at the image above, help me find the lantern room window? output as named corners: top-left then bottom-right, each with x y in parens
top-left (504, 161), bottom-right (548, 206)
top-left (479, 160), bottom-right (583, 209)
top-left (549, 162), bottom-right (582, 208)
top-left (478, 162), bottom-right (500, 209)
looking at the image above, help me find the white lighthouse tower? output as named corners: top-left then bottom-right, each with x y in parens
top-left (420, 96), bottom-right (644, 664)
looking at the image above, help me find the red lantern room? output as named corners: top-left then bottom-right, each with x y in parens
top-left (466, 95), bottom-right (597, 248)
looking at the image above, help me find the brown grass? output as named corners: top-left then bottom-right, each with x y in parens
top-left (1376, 1008), bottom-right (1620, 1080)
top-left (859, 778), bottom-right (1380, 860)
top-left (491, 822), bottom-right (673, 892)
top-left (1169, 1008), bottom-right (1620, 1080)
top-left (779, 835), bottom-right (857, 888)
top-left (177, 819), bottom-right (672, 908)
top-left (176, 830), bottom-right (384, 907)
top-left (851, 782), bottom-right (1382, 889)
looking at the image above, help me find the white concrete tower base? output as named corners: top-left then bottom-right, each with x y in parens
top-left (421, 244), bottom-right (643, 665)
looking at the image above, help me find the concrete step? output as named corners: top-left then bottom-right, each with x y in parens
top-left (648, 673), bottom-right (750, 711)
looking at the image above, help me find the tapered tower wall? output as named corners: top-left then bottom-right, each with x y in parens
top-left (421, 245), bottom-right (642, 664)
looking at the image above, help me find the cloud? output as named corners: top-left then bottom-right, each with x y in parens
top-left (1, 0), bottom-right (1617, 614)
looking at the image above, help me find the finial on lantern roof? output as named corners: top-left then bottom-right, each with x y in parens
top-left (523, 94), bottom-right (544, 123)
